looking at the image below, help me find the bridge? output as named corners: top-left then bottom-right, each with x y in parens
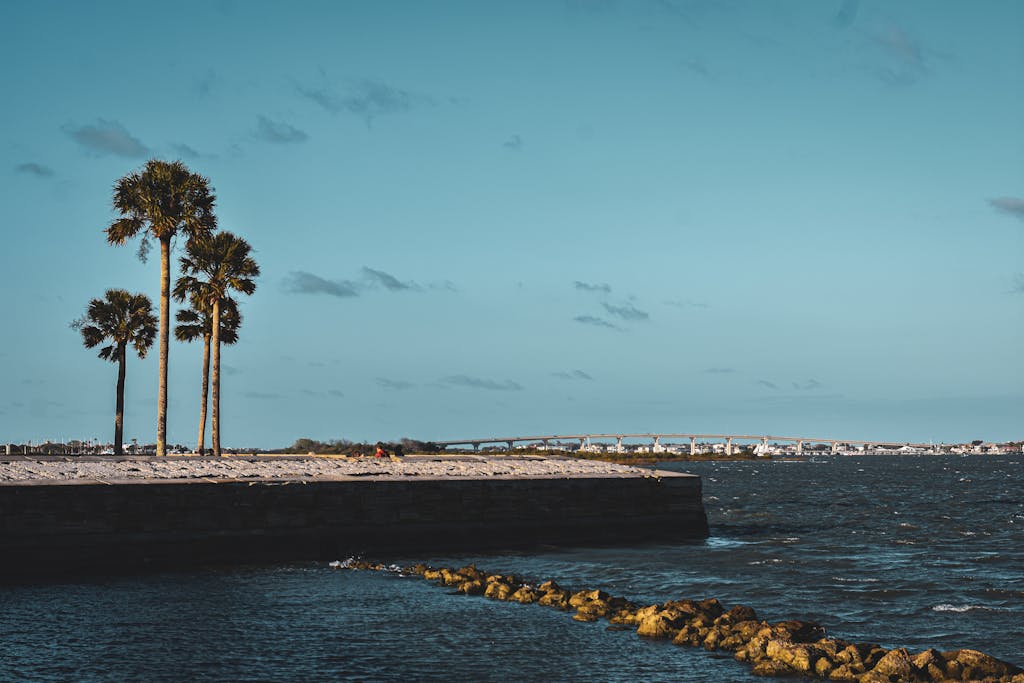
top-left (434, 433), bottom-right (941, 456)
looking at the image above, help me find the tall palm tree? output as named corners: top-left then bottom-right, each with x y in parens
top-left (174, 231), bottom-right (259, 456)
top-left (175, 295), bottom-right (240, 456)
top-left (73, 290), bottom-right (157, 455)
top-left (106, 159), bottom-right (217, 456)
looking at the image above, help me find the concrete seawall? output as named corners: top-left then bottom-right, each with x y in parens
top-left (0, 468), bottom-right (707, 577)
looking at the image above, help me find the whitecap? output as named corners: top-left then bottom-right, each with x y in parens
top-left (932, 604), bottom-right (993, 613)
top-left (832, 577), bottom-right (880, 583)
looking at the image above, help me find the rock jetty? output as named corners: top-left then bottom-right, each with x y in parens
top-left (334, 560), bottom-right (1023, 683)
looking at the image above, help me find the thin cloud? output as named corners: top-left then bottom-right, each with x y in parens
top-left (989, 197), bottom-right (1024, 221)
top-left (300, 79), bottom-right (430, 127)
top-left (172, 143), bottom-right (203, 159)
top-left (503, 134), bottom-right (523, 150)
top-left (428, 280), bottom-right (459, 292)
top-left (792, 379), bottom-right (823, 391)
top-left (327, 389), bottom-right (345, 398)
top-left (255, 116), bottom-right (308, 144)
top-left (834, 0), bottom-right (859, 28)
top-left (1013, 274), bottom-right (1024, 294)
top-left (15, 162), bottom-right (54, 177)
top-left (362, 266), bottom-right (416, 291)
top-left (705, 367), bottom-right (735, 374)
top-left (442, 375), bottom-right (523, 391)
top-left (664, 298), bottom-right (708, 309)
top-left (245, 391), bottom-right (281, 400)
top-left (602, 301), bottom-right (649, 321)
top-left (64, 119), bottom-right (149, 157)
top-left (574, 281), bottom-right (611, 294)
top-left (283, 271), bottom-right (359, 298)
top-left (222, 365), bottom-right (240, 376)
top-left (377, 378), bottom-right (416, 390)
top-left (552, 369), bottom-right (594, 381)
top-left (574, 315), bottom-right (621, 330)
top-left (757, 380), bottom-right (779, 390)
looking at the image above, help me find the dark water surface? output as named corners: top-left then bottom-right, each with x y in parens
top-left (2, 455), bottom-right (1021, 681)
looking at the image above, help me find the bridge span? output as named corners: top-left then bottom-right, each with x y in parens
top-left (434, 433), bottom-right (940, 456)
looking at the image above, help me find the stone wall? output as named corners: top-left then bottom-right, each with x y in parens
top-left (0, 472), bottom-right (707, 577)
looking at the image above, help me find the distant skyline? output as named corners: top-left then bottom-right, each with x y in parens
top-left (1, 1), bottom-right (1022, 447)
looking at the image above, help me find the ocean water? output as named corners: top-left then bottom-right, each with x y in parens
top-left (1, 455), bottom-right (1021, 681)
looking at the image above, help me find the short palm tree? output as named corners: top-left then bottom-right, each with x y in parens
top-left (175, 295), bottom-right (240, 456)
top-left (73, 290), bottom-right (157, 455)
top-left (106, 159), bottom-right (217, 456)
top-left (174, 231), bottom-right (259, 456)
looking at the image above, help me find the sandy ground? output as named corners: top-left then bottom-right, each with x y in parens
top-left (0, 455), bottom-right (654, 484)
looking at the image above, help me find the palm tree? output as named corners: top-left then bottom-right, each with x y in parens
top-left (106, 159), bottom-right (217, 456)
top-left (175, 295), bottom-right (241, 456)
top-left (174, 231), bottom-right (259, 456)
top-left (73, 290), bottom-right (157, 455)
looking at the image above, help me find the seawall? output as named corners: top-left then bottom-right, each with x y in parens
top-left (0, 468), bottom-right (707, 578)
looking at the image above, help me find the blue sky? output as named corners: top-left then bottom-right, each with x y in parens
top-left (1, 0), bottom-right (1021, 447)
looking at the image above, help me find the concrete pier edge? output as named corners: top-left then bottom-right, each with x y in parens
top-left (0, 469), bottom-right (708, 578)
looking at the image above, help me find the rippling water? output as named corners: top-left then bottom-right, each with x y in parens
top-left (2, 455), bottom-right (1021, 681)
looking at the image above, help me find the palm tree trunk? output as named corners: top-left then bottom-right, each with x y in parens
top-left (197, 332), bottom-right (210, 456)
top-left (211, 298), bottom-right (221, 457)
top-left (114, 343), bottom-right (126, 456)
top-left (157, 236), bottom-right (170, 456)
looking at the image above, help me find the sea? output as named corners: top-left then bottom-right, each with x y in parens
top-left (2, 454), bottom-right (1021, 682)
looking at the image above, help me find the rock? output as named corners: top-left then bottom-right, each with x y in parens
top-left (765, 639), bottom-right (824, 674)
top-left (572, 612), bottom-right (600, 622)
top-left (569, 589), bottom-right (609, 608)
top-left (456, 579), bottom-right (485, 595)
top-left (537, 580), bottom-right (561, 593)
top-left (537, 589), bottom-right (571, 610)
top-left (637, 610), bottom-right (691, 639)
top-left (814, 656), bottom-right (834, 678)
top-left (944, 649), bottom-right (1023, 680)
top-left (423, 568), bottom-right (445, 582)
top-left (750, 659), bottom-right (797, 677)
top-left (698, 598), bottom-right (725, 619)
top-left (911, 649), bottom-right (945, 681)
top-left (484, 581), bottom-right (512, 600)
top-left (771, 620), bottom-right (825, 643)
top-left (864, 648), bottom-right (914, 682)
top-left (827, 664), bottom-right (860, 681)
top-left (510, 586), bottom-right (539, 604)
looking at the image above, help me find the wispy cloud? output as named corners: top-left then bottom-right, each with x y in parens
top-left (989, 197), bottom-right (1024, 221)
top-left (222, 364), bottom-right (240, 376)
top-left (442, 375), bottom-right (523, 391)
top-left (757, 380), bottom-right (778, 390)
top-left (574, 315), bottom-right (621, 330)
top-left (869, 23), bottom-right (928, 87)
top-left (503, 134), bottom-right (523, 150)
top-left (377, 378), bottom-right (416, 390)
top-left (300, 79), bottom-right (431, 127)
top-left (15, 162), bottom-right (54, 177)
top-left (1013, 274), bottom-right (1024, 294)
top-left (283, 271), bottom-right (359, 298)
top-left (362, 266), bottom-right (416, 291)
top-left (664, 298), bottom-right (708, 309)
top-left (705, 367), bottom-right (734, 374)
top-left (602, 301), bottom-right (649, 321)
top-left (64, 119), bottom-right (149, 157)
top-left (574, 280), bottom-right (611, 294)
top-left (552, 369), bottom-right (594, 381)
top-left (245, 391), bottom-right (281, 400)
top-left (327, 389), bottom-right (345, 398)
top-left (792, 379), bottom-right (823, 391)
top-left (834, 0), bottom-right (859, 28)
top-left (255, 116), bottom-right (308, 144)
top-left (172, 143), bottom-right (203, 159)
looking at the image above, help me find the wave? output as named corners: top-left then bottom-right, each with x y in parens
top-left (932, 604), bottom-right (995, 613)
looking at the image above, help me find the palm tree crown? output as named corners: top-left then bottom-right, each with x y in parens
top-left (175, 295), bottom-right (241, 346)
top-left (174, 231), bottom-right (259, 305)
top-left (106, 159), bottom-right (217, 251)
top-left (77, 290), bottom-right (157, 361)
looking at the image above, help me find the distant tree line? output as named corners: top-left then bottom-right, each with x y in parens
top-left (283, 438), bottom-right (443, 456)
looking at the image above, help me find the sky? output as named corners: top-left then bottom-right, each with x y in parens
top-left (1, 0), bottom-right (1022, 448)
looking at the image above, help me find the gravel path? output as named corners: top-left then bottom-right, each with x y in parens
top-left (0, 455), bottom-right (653, 484)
